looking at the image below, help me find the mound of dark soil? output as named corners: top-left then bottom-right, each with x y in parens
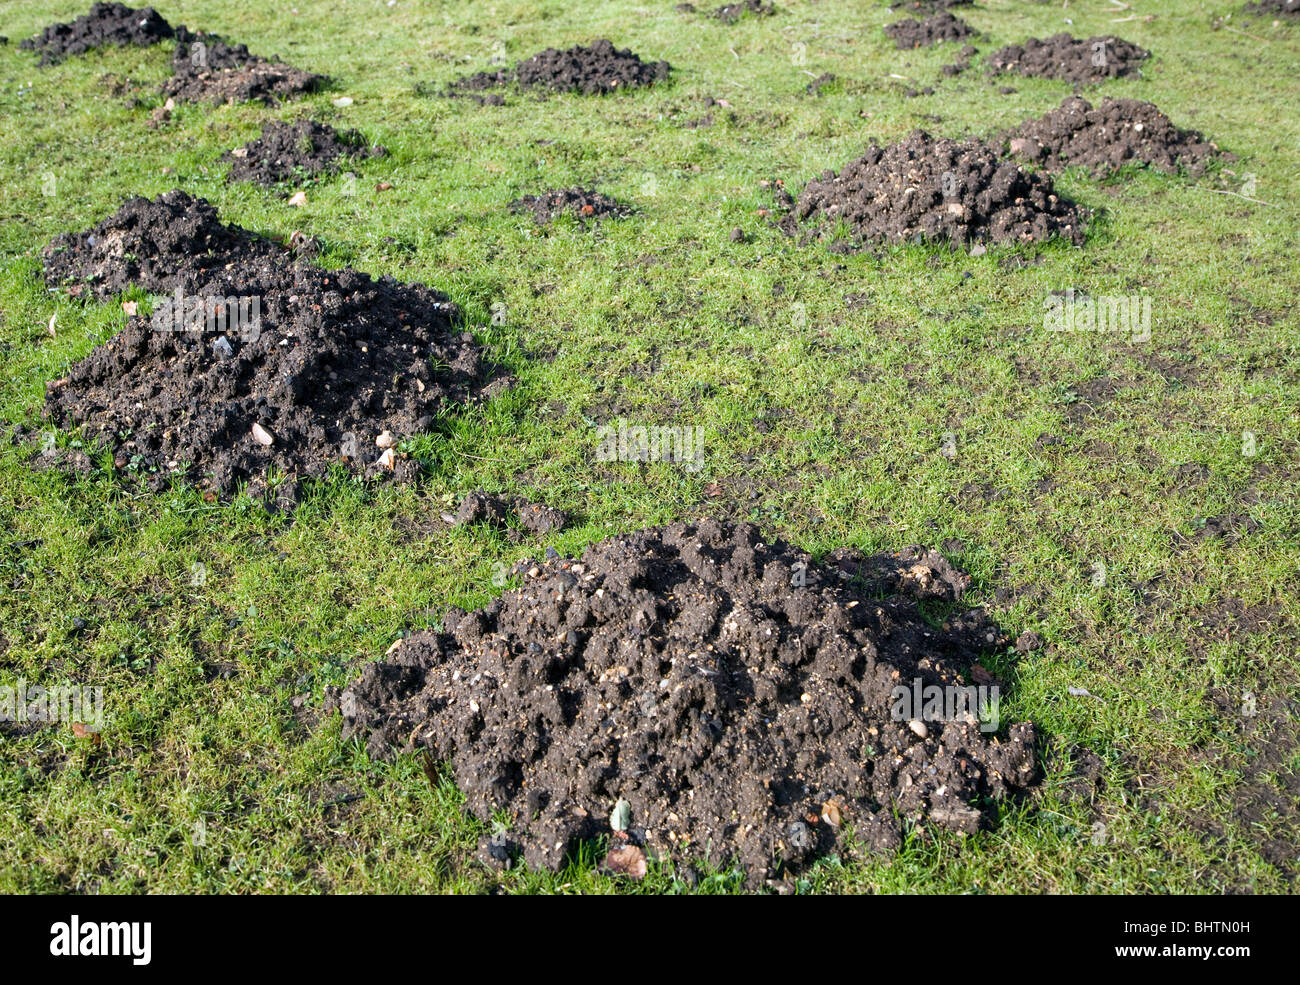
top-left (40, 191), bottom-right (492, 500)
top-left (451, 491), bottom-right (568, 537)
top-left (987, 34), bottom-right (1149, 83)
top-left (887, 0), bottom-right (972, 12)
top-left (884, 12), bottom-right (976, 49)
top-left (1006, 96), bottom-right (1222, 177)
top-left (223, 119), bottom-right (387, 187)
top-left (713, 1), bottom-right (776, 23)
top-left (510, 188), bottom-right (632, 225)
top-left (1244, 0), bottom-right (1299, 14)
top-left (161, 27), bottom-right (323, 105)
top-left (451, 39), bottom-right (670, 97)
top-left (340, 519), bottom-right (1039, 886)
top-left (19, 3), bottom-right (174, 65)
top-left (781, 130), bottom-right (1085, 250)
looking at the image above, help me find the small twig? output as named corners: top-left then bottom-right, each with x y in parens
top-left (729, 47), bottom-right (740, 60)
top-left (1223, 24), bottom-right (1271, 43)
top-left (1208, 188), bottom-right (1281, 208)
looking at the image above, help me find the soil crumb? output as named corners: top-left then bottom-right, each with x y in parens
top-left (781, 130), bottom-right (1086, 250)
top-left (19, 3), bottom-right (174, 65)
top-left (1006, 96), bottom-right (1223, 177)
top-left (340, 519), bottom-right (1040, 887)
top-left (884, 12), bottom-right (976, 49)
top-left (162, 27), bottom-right (323, 105)
top-left (450, 39), bottom-right (670, 97)
top-left (510, 187), bottom-right (632, 225)
top-left (987, 34), bottom-right (1149, 83)
top-left (223, 119), bottom-right (387, 187)
top-left (39, 191), bottom-right (493, 500)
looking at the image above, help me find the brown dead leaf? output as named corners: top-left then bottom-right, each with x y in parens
top-left (970, 664), bottom-right (996, 686)
top-left (821, 800), bottom-right (842, 827)
top-left (603, 844), bottom-right (647, 879)
top-left (375, 181), bottom-right (394, 192)
top-left (704, 482), bottom-right (723, 498)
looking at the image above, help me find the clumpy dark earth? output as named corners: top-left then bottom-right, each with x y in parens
top-left (339, 519), bottom-right (1040, 887)
top-left (713, 1), bottom-right (776, 23)
top-left (884, 12), bottom-right (976, 49)
top-left (161, 27), bottom-right (323, 105)
top-left (1006, 97), bottom-right (1223, 177)
top-left (1244, 0), bottom-right (1299, 14)
top-left (780, 130), bottom-right (1086, 250)
top-left (510, 188), bottom-right (632, 225)
top-left (887, 0), bottom-right (972, 12)
top-left (987, 34), bottom-right (1149, 83)
top-left (452, 491), bottom-right (569, 537)
top-left (223, 119), bottom-right (387, 188)
top-left (20, 2), bottom-right (174, 65)
top-left (450, 39), bottom-right (670, 97)
top-left (39, 191), bottom-right (494, 501)
top-left (20, 2), bottom-right (171, 66)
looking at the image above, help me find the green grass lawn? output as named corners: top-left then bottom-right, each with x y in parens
top-left (0, 0), bottom-right (1296, 894)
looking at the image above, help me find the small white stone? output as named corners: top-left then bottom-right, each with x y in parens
top-left (251, 423), bottom-right (274, 446)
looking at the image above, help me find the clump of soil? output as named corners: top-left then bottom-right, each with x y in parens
top-left (941, 44), bottom-right (978, 76)
top-left (986, 34), bottom-right (1149, 83)
top-left (39, 191), bottom-right (493, 500)
top-left (339, 519), bottom-right (1040, 886)
top-left (1244, 0), bottom-right (1299, 14)
top-left (884, 12), bottom-right (976, 49)
top-left (223, 119), bottom-right (387, 188)
top-left (713, 1), bottom-right (776, 23)
top-left (510, 188), bottom-right (632, 225)
top-left (887, 0), bottom-right (972, 11)
top-left (451, 491), bottom-right (568, 537)
top-left (1006, 96), bottom-right (1222, 177)
top-left (450, 39), bottom-right (670, 97)
top-left (780, 130), bottom-right (1086, 250)
top-left (19, 2), bottom-right (174, 65)
top-left (162, 27), bottom-right (323, 105)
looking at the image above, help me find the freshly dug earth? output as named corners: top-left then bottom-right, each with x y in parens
top-left (339, 519), bottom-right (1040, 886)
top-left (451, 39), bottom-right (670, 96)
top-left (510, 188), bottom-right (632, 225)
top-left (223, 119), bottom-right (387, 187)
top-left (887, 0), bottom-right (972, 12)
top-left (1244, 0), bottom-right (1299, 14)
top-left (884, 12), bottom-right (976, 49)
top-left (781, 130), bottom-right (1085, 250)
top-left (987, 34), bottom-right (1149, 83)
top-left (162, 27), bottom-right (323, 105)
top-left (713, 1), bottom-right (776, 23)
top-left (40, 191), bottom-right (491, 500)
top-left (1006, 97), bottom-right (1222, 177)
top-left (20, 2), bottom-right (174, 65)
